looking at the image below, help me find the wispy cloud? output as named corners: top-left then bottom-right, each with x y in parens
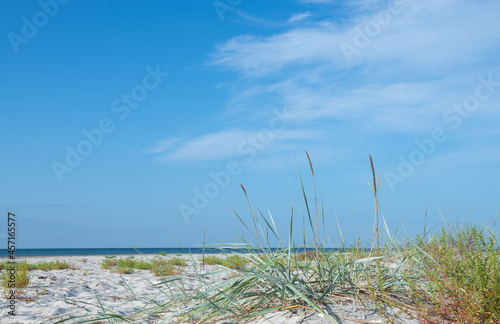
top-left (288, 12), bottom-right (312, 23)
top-left (208, 0), bottom-right (500, 131)
top-left (143, 138), bottom-right (182, 153)
top-left (211, 1), bottom-right (500, 78)
top-left (229, 10), bottom-right (285, 29)
top-left (152, 129), bottom-right (322, 163)
top-left (157, 130), bottom-right (250, 162)
top-left (209, 28), bottom-right (341, 78)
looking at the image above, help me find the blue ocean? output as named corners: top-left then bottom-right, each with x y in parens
top-left (0, 247), bottom-right (222, 258)
top-left (0, 247), bottom-right (339, 258)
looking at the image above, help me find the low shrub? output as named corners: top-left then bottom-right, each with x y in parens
top-left (406, 225), bottom-right (500, 323)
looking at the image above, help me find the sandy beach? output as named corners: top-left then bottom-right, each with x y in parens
top-left (1, 255), bottom-right (417, 324)
top-left (1, 254), bottom-right (220, 323)
top-left (0, 254), bottom-right (420, 324)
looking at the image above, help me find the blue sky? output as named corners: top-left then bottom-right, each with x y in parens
top-left (1, 0), bottom-right (499, 249)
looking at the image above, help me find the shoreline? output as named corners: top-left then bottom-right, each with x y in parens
top-left (0, 248), bottom-right (222, 259)
top-left (0, 253), bottom-right (181, 260)
top-left (0, 247), bottom-right (348, 259)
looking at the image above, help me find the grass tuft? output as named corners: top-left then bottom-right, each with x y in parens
top-left (203, 255), bottom-right (247, 270)
top-left (0, 260), bottom-right (72, 271)
top-left (0, 261), bottom-right (31, 298)
top-left (100, 255), bottom-right (186, 276)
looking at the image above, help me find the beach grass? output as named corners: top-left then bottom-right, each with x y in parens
top-left (0, 259), bottom-right (73, 302)
top-left (393, 222), bottom-right (500, 323)
top-left (0, 261), bottom-right (31, 298)
top-left (0, 259), bottom-right (72, 271)
top-left (166, 257), bottom-right (187, 267)
top-left (151, 152), bottom-right (499, 324)
top-left (0, 260), bottom-right (52, 301)
top-left (203, 254), bottom-right (247, 270)
top-left (99, 255), bottom-right (186, 276)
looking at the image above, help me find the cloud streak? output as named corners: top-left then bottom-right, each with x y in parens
top-left (143, 138), bottom-right (182, 153)
top-left (211, 0), bottom-right (500, 78)
top-left (150, 129), bottom-right (322, 163)
top-left (288, 12), bottom-right (312, 23)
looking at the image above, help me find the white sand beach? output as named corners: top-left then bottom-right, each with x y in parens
top-left (0, 254), bottom-right (418, 324)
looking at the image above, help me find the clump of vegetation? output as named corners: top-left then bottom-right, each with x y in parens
top-left (169, 153), bottom-right (391, 322)
top-left (0, 261), bottom-right (44, 301)
top-left (100, 256), bottom-right (118, 270)
top-left (396, 224), bottom-right (500, 323)
top-left (32, 260), bottom-right (72, 271)
top-left (150, 259), bottom-right (184, 277)
top-left (203, 255), bottom-right (247, 270)
top-left (100, 256), bottom-right (186, 276)
top-left (166, 257), bottom-right (186, 267)
top-left (0, 261), bottom-right (31, 298)
top-left (158, 251), bottom-right (167, 256)
top-left (100, 256), bottom-right (150, 274)
top-left (0, 259), bottom-right (72, 271)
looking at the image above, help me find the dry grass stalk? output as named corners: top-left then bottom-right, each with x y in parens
top-left (241, 184), bottom-right (259, 249)
top-left (369, 154), bottom-right (379, 253)
top-left (305, 150), bottom-right (318, 246)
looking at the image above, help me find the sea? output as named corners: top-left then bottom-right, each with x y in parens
top-left (0, 247), bottom-right (338, 258)
top-left (0, 247), bottom-right (223, 258)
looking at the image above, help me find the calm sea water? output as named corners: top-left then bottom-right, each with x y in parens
top-left (0, 247), bottom-right (222, 258)
top-left (0, 247), bottom-right (340, 258)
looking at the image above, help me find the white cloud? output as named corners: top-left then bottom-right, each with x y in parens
top-left (230, 10), bottom-right (285, 29)
top-left (288, 12), bottom-right (312, 23)
top-left (155, 129), bottom-right (322, 163)
top-left (158, 130), bottom-right (249, 162)
top-left (209, 29), bottom-right (342, 77)
top-left (211, 0), bottom-right (500, 78)
top-left (143, 138), bottom-right (182, 153)
top-left (208, 0), bottom-right (500, 132)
